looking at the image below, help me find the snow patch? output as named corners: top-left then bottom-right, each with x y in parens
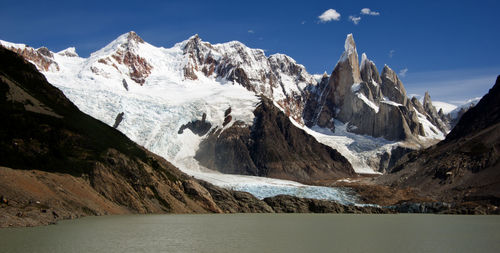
top-left (432, 101), bottom-right (457, 114)
top-left (292, 120), bottom-right (393, 175)
top-left (415, 110), bottom-right (445, 140)
top-left (449, 97), bottom-right (481, 118)
top-left (381, 100), bottom-right (402, 107)
top-left (356, 92), bottom-right (379, 113)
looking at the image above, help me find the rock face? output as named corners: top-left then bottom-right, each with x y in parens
top-left (379, 76), bottom-right (500, 204)
top-left (178, 113), bottom-right (212, 136)
top-left (304, 34), bottom-right (435, 142)
top-left (195, 96), bottom-right (355, 182)
top-left (422, 92), bottom-right (448, 132)
top-left (92, 32), bottom-right (152, 85)
top-left (0, 42), bottom-right (59, 72)
top-left (181, 35), bottom-right (315, 123)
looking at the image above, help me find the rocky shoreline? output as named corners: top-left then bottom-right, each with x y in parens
top-left (3, 187), bottom-right (499, 228)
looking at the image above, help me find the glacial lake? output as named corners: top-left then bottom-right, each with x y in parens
top-left (1, 214), bottom-right (500, 253)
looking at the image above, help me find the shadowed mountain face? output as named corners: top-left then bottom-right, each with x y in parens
top-left (195, 96), bottom-right (355, 183)
top-left (380, 76), bottom-right (500, 205)
top-left (0, 46), bottom-right (278, 226)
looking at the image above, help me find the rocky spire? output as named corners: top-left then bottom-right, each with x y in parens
top-left (304, 34), bottom-right (432, 142)
top-left (339, 34), bottom-right (362, 83)
top-left (381, 65), bottom-right (407, 105)
top-left (360, 53), bottom-right (382, 85)
top-left (423, 91), bottom-right (448, 132)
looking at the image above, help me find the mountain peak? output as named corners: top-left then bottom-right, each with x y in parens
top-left (188, 34), bottom-right (200, 41)
top-left (423, 91), bottom-right (431, 104)
top-left (360, 53), bottom-right (368, 70)
top-left (57, 47), bottom-right (78, 57)
top-left (126, 31), bottom-right (144, 44)
top-left (339, 33), bottom-right (358, 63)
top-left (107, 31), bottom-right (145, 50)
top-left (344, 33), bottom-right (356, 52)
top-left (382, 64), bottom-right (393, 73)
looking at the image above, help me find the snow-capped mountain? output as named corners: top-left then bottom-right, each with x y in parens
top-left (0, 31), bottom-right (449, 180)
top-left (303, 34), bottom-right (448, 144)
top-left (432, 101), bottom-right (457, 115)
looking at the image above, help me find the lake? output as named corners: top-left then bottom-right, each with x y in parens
top-left (1, 214), bottom-right (499, 252)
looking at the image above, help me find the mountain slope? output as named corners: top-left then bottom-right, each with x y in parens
top-left (0, 46), bottom-right (279, 226)
top-left (195, 96), bottom-right (355, 182)
top-left (380, 76), bottom-right (500, 205)
top-left (0, 32), bottom-right (449, 177)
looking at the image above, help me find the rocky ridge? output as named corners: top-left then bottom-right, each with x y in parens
top-left (181, 34), bottom-right (315, 123)
top-left (1, 32), bottom-right (450, 176)
top-left (194, 96), bottom-right (355, 182)
top-left (304, 34), bottom-right (447, 143)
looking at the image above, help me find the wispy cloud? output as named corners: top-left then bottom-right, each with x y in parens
top-left (399, 68), bottom-right (408, 77)
top-left (361, 8), bottom-right (380, 16)
top-left (388, 49), bottom-right (395, 58)
top-left (318, 9), bottom-right (341, 22)
top-left (349, 16), bottom-right (361, 25)
top-left (248, 30), bottom-right (255, 34)
top-left (301, 21), bottom-right (306, 25)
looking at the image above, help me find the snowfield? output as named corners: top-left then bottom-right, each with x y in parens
top-left (432, 101), bottom-right (457, 114)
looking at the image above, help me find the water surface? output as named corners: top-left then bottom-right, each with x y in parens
top-left (1, 214), bottom-right (499, 252)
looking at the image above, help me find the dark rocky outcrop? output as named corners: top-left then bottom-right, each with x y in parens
top-left (262, 195), bottom-right (391, 214)
top-left (178, 113), bottom-right (212, 136)
top-left (122, 79), bottom-right (129, 91)
top-left (195, 96), bottom-right (355, 182)
top-left (112, 112), bottom-right (125, 128)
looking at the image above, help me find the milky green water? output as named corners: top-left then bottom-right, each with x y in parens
top-left (1, 214), bottom-right (499, 253)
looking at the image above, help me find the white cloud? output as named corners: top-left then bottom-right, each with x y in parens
top-left (349, 16), bottom-right (361, 25)
top-left (361, 8), bottom-right (380, 16)
top-left (389, 49), bottom-right (395, 58)
top-left (399, 68), bottom-right (408, 77)
top-left (301, 21), bottom-right (306, 25)
top-left (248, 30), bottom-right (255, 34)
top-left (318, 9), bottom-right (341, 22)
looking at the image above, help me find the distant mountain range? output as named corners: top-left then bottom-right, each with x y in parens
top-left (0, 32), bottom-right (459, 177)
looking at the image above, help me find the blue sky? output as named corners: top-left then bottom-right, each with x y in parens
top-left (1, 0), bottom-right (498, 104)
